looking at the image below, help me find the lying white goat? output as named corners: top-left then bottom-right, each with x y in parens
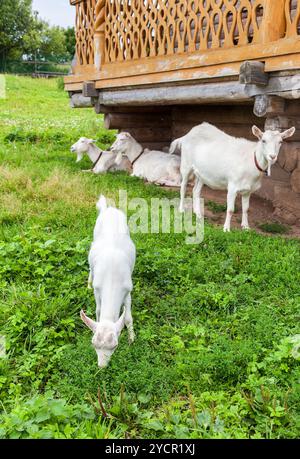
top-left (80, 195), bottom-right (136, 368)
top-left (170, 123), bottom-right (295, 232)
top-left (70, 137), bottom-right (131, 173)
top-left (111, 132), bottom-right (181, 186)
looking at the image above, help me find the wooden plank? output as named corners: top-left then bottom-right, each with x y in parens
top-left (104, 112), bottom-right (172, 130)
top-left (265, 53), bottom-right (300, 72)
top-left (64, 52), bottom-right (300, 93)
top-left (172, 106), bottom-right (259, 125)
top-left (284, 99), bottom-right (300, 116)
top-left (64, 38), bottom-right (300, 86)
top-left (120, 127), bottom-right (172, 143)
top-left (66, 62), bottom-right (242, 89)
top-left (99, 105), bottom-right (172, 114)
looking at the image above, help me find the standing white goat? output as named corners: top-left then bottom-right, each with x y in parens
top-left (170, 123), bottom-right (295, 232)
top-left (80, 195), bottom-right (136, 368)
top-left (111, 132), bottom-right (182, 186)
top-left (70, 137), bottom-right (131, 173)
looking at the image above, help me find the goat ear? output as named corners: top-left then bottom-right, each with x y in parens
top-left (252, 125), bottom-right (264, 140)
top-left (116, 311), bottom-right (126, 336)
top-left (88, 139), bottom-right (97, 144)
top-left (281, 127), bottom-right (296, 140)
top-left (80, 310), bottom-right (97, 332)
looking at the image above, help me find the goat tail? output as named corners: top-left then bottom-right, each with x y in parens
top-left (169, 137), bottom-right (182, 155)
top-left (96, 195), bottom-right (107, 213)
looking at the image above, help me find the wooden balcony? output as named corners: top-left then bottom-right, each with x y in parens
top-left (65, 0), bottom-right (300, 95)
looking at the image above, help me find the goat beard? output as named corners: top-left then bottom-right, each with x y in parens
top-left (267, 161), bottom-right (272, 177)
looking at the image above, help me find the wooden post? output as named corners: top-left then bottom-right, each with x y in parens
top-left (261, 0), bottom-right (286, 43)
top-left (239, 61), bottom-right (269, 86)
top-left (94, 0), bottom-right (106, 71)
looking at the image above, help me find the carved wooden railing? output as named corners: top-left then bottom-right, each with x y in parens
top-left (285, 0), bottom-right (300, 38)
top-left (67, 0), bottom-right (300, 87)
top-left (70, 0), bottom-right (95, 65)
top-left (105, 0), bottom-right (265, 62)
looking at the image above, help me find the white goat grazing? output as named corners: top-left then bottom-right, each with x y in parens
top-left (70, 137), bottom-right (131, 173)
top-left (111, 132), bottom-right (182, 186)
top-left (80, 195), bottom-right (136, 368)
top-left (170, 123), bottom-right (295, 232)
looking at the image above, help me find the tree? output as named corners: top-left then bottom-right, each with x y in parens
top-left (37, 23), bottom-right (68, 62)
top-left (0, 0), bottom-right (74, 71)
top-left (64, 27), bottom-right (76, 61)
top-left (0, 0), bottom-right (34, 67)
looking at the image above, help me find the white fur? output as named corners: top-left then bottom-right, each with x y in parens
top-left (111, 132), bottom-right (181, 187)
top-left (170, 122), bottom-right (295, 232)
top-left (80, 195), bottom-right (136, 368)
top-left (70, 137), bottom-right (131, 173)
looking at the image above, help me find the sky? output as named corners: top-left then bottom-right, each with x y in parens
top-left (32, 0), bottom-right (75, 28)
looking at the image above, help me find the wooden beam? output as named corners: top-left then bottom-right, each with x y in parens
top-left (253, 95), bottom-right (286, 118)
top-left (172, 105), bottom-right (259, 125)
top-left (104, 112), bottom-right (172, 130)
top-left (239, 61), bottom-right (269, 86)
top-left (99, 81), bottom-right (250, 107)
top-left (120, 127), bottom-right (171, 143)
top-left (70, 93), bottom-right (93, 108)
top-left (244, 74), bottom-right (300, 98)
top-left (65, 37), bottom-right (300, 86)
top-left (82, 81), bottom-right (99, 98)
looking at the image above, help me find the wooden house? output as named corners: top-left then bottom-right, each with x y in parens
top-left (64, 0), bottom-right (300, 224)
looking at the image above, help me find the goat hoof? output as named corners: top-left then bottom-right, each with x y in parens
top-left (242, 225), bottom-right (250, 231)
top-left (223, 227), bottom-right (231, 233)
top-left (128, 332), bottom-right (135, 344)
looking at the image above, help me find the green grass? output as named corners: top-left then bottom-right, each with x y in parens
top-left (0, 75), bottom-right (300, 439)
top-left (206, 200), bottom-right (227, 214)
top-left (258, 222), bottom-right (290, 235)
